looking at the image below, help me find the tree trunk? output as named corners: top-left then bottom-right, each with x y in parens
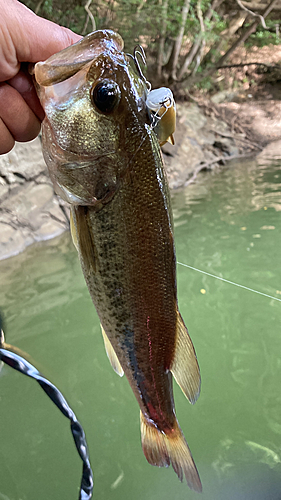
top-left (178, 0), bottom-right (223, 80)
top-left (199, 10), bottom-right (246, 70)
top-left (183, 0), bottom-right (278, 89)
top-left (157, 0), bottom-right (169, 78)
top-left (168, 0), bottom-right (191, 80)
top-left (192, 2), bottom-right (206, 75)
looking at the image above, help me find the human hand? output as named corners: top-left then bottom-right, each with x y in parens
top-left (0, 0), bottom-right (81, 154)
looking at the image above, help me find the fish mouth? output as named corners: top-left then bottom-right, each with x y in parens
top-left (34, 30), bottom-right (124, 86)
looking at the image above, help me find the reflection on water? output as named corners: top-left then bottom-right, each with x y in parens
top-left (0, 150), bottom-right (281, 500)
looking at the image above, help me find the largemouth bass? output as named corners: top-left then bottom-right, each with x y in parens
top-left (34, 30), bottom-right (202, 491)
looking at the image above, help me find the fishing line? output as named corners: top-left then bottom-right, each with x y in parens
top-left (177, 261), bottom-right (281, 302)
top-left (0, 326), bottom-right (93, 500)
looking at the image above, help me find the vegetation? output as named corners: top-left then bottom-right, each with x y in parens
top-left (23, 0), bottom-right (281, 92)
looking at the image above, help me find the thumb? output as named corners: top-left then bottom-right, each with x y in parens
top-left (1, 0), bottom-right (82, 80)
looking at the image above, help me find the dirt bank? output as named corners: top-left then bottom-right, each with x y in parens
top-left (0, 98), bottom-right (280, 260)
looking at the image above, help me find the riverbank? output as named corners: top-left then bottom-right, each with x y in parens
top-left (1, 99), bottom-right (280, 260)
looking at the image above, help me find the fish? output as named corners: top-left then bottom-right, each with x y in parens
top-left (33, 29), bottom-right (202, 491)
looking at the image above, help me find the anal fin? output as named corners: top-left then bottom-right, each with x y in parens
top-left (171, 310), bottom-right (201, 404)
top-left (101, 324), bottom-right (124, 377)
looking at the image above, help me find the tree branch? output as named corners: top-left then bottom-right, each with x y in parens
top-left (84, 0), bottom-right (96, 32)
top-left (137, 0), bottom-right (147, 12)
top-left (207, 0), bottom-right (279, 77)
top-left (35, 0), bottom-right (44, 14)
top-left (241, 1), bottom-right (281, 10)
top-left (235, 0), bottom-right (267, 28)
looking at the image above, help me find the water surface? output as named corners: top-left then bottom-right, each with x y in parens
top-left (0, 150), bottom-right (281, 500)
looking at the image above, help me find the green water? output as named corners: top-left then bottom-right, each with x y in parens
top-left (0, 152), bottom-right (281, 500)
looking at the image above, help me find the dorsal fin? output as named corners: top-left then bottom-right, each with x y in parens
top-left (101, 325), bottom-right (124, 377)
top-left (170, 310), bottom-right (201, 404)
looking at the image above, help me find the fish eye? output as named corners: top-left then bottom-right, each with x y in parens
top-left (91, 80), bottom-right (121, 114)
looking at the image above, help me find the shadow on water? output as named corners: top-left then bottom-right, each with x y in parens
top-left (0, 147), bottom-right (281, 499)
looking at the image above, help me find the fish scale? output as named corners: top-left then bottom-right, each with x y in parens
top-left (73, 128), bottom-right (177, 423)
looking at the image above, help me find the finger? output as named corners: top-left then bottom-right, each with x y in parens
top-left (0, 83), bottom-right (41, 143)
top-left (8, 68), bottom-right (45, 121)
top-left (1, 0), bottom-right (82, 81)
top-left (13, 2), bottom-right (82, 63)
top-left (0, 118), bottom-right (15, 155)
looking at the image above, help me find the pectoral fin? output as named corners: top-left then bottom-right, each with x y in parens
top-left (171, 310), bottom-right (201, 404)
top-left (70, 209), bottom-right (79, 252)
top-left (73, 206), bottom-right (97, 275)
top-left (101, 325), bottom-right (124, 377)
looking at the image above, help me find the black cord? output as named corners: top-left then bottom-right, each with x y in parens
top-left (0, 347), bottom-right (94, 500)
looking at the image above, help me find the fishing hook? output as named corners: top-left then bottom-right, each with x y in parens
top-left (126, 45), bottom-right (151, 92)
top-left (150, 97), bottom-right (173, 128)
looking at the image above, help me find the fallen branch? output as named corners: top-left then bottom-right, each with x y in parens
top-left (57, 200), bottom-right (70, 226)
top-left (42, 211), bottom-right (68, 227)
top-left (218, 62), bottom-right (281, 70)
top-left (209, 127), bottom-right (263, 151)
top-left (184, 152), bottom-right (256, 187)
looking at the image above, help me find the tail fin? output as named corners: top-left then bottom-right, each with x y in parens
top-left (140, 411), bottom-right (202, 492)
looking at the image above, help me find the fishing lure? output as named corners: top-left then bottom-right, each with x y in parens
top-left (127, 45), bottom-right (176, 146)
top-left (146, 87), bottom-right (176, 146)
